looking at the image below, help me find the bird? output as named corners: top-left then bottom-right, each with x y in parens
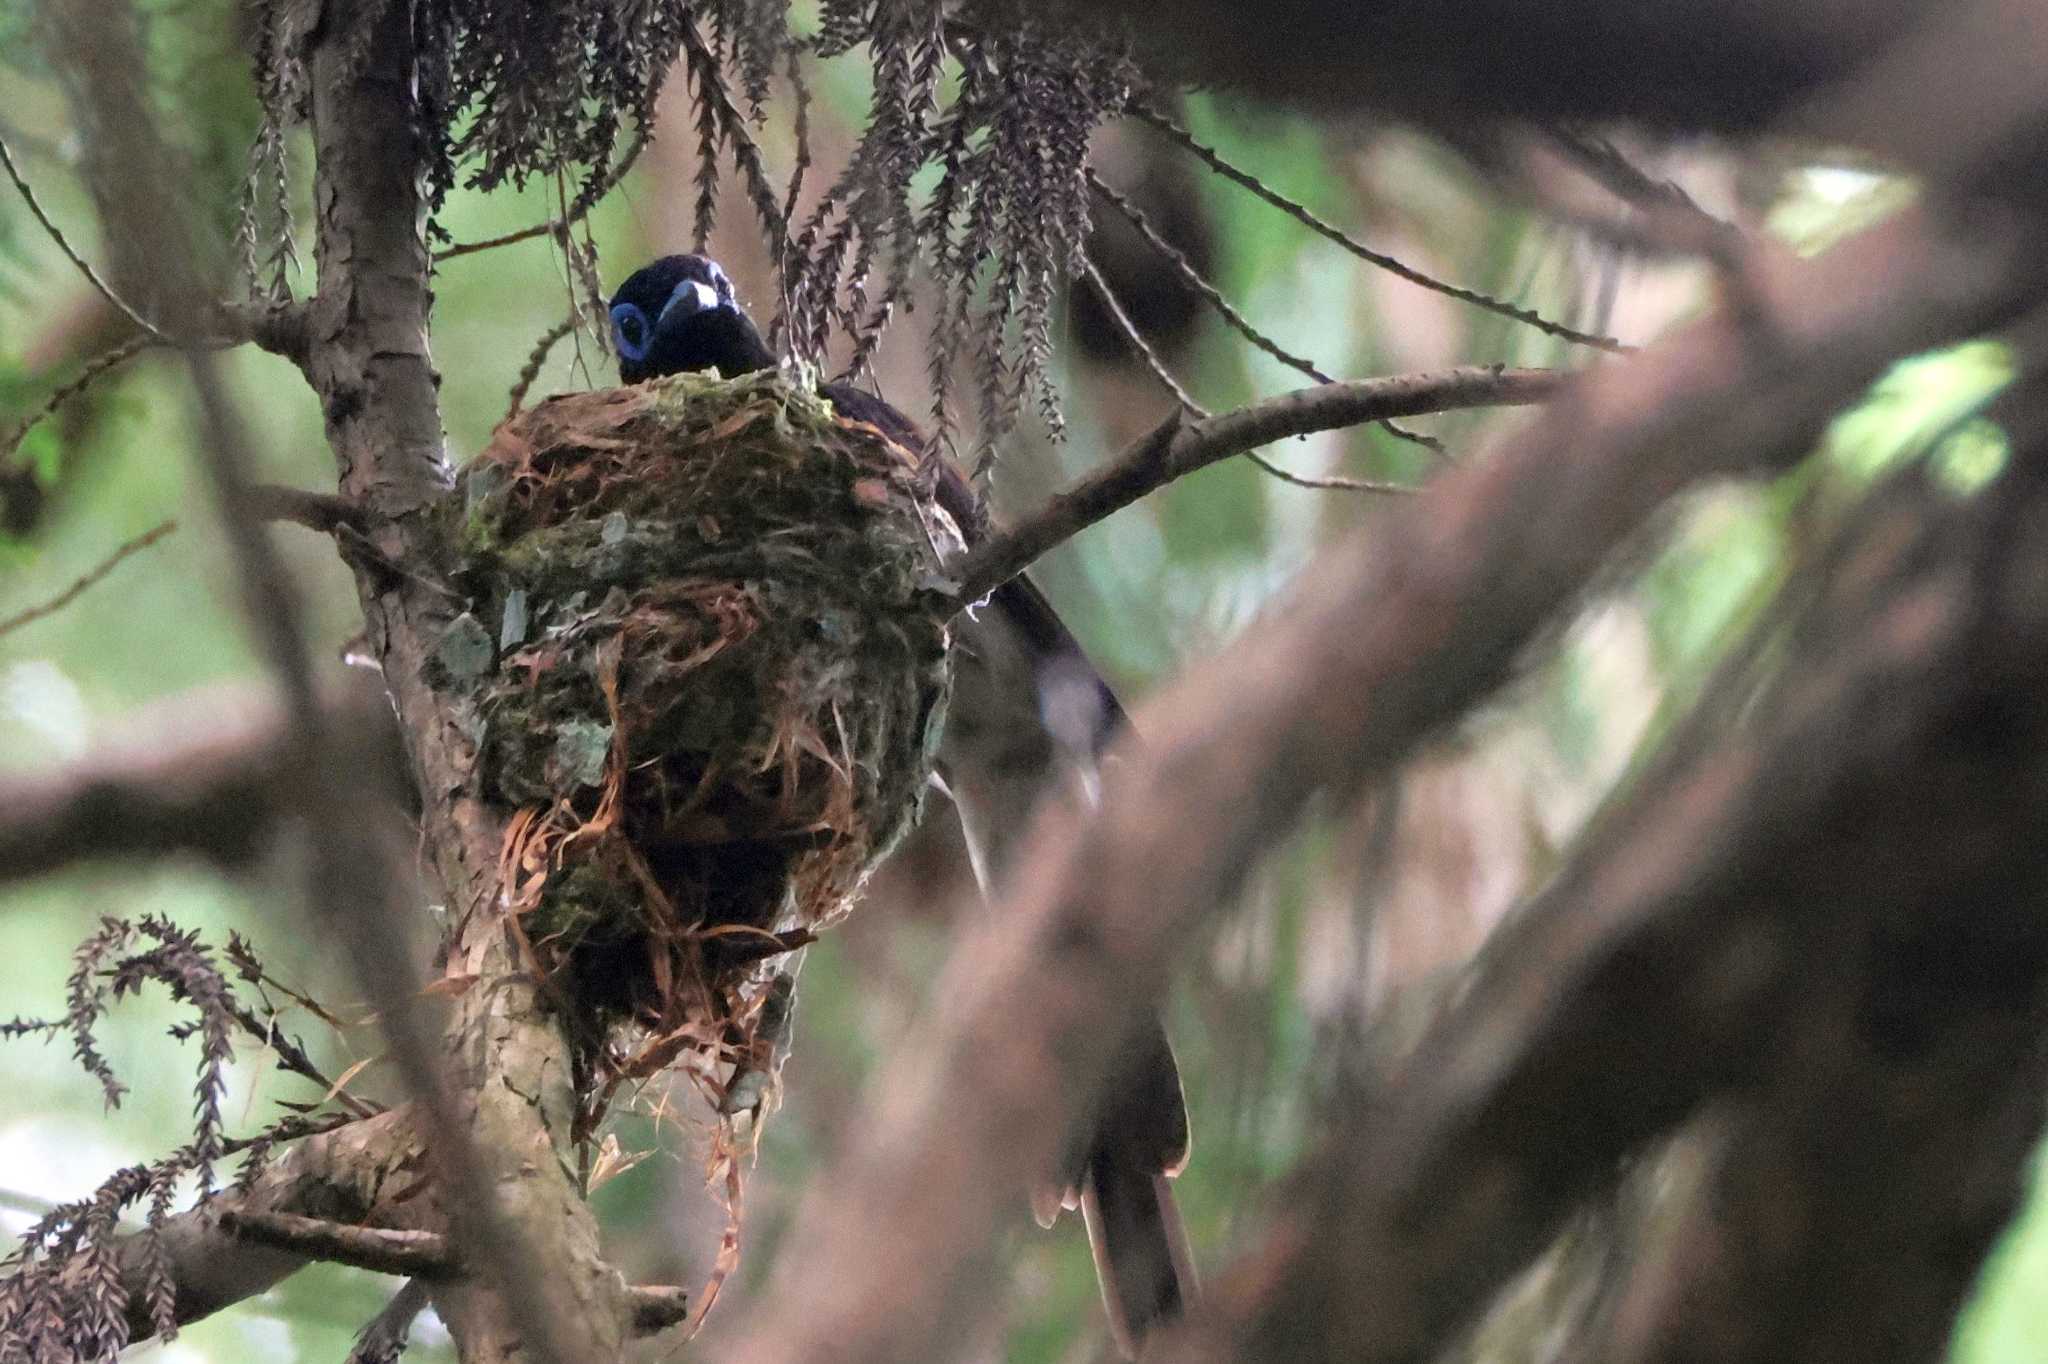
top-left (609, 254), bottom-right (1196, 1356)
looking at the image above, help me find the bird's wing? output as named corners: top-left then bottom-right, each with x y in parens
top-left (822, 376), bottom-right (1194, 1358)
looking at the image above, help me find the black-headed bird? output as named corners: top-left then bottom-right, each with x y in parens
top-left (609, 254), bottom-right (1195, 1357)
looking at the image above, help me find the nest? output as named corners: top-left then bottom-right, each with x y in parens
top-left (443, 369), bottom-right (953, 1111)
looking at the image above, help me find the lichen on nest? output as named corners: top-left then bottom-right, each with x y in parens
top-left (440, 368), bottom-right (954, 1105)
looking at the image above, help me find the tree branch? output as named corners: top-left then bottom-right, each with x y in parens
top-left (1183, 415), bottom-right (2048, 1362)
top-left (216, 1214), bottom-right (691, 1338)
top-left (0, 683), bottom-right (404, 887)
top-left (303, 4), bottom-right (637, 1360)
top-left (101, 1110), bottom-right (421, 1343)
top-left (219, 1211), bottom-right (454, 1279)
top-left (727, 198), bottom-right (2045, 1364)
top-left (949, 367), bottom-right (1565, 605)
top-left (246, 484), bottom-right (370, 535)
top-left (0, 520), bottom-right (175, 640)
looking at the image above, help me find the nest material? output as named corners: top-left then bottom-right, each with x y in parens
top-left (446, 369), bottom-right (953, 1092)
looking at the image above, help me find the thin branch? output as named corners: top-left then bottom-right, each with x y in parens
top-left (1243, 450), bottom-right (1415, 494)
top-left (204, 1212), bottom-right (692, 1338)
top-left (218, 981), bottom-right (382, 1121)
top-left (1127, 100), bottom-right (1633, 354)
top-left (0, 131), bottom-right (174, 344)
top-left (1080, 248), bottom-right (1415, 496)
top-left (98, 1109), bottom-right (415, 1343)
top-left (1086, 168), bottom-right (1441, 453)
top-left (950, 366), bottom-right (1563, 604)
top-left (0, 333), bottom-right (153, 462)
top-left (1078, 249), bottom-right (1207, 415)
top-left (1087, 168), bottom-right (1333, 386)
top-left (0, 520), bottom-right (175, 639)
top-left (432, 132), bottom-right (649, 263)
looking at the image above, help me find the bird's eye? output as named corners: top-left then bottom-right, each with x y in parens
top-left (610, 303), bottom-right (650, 361)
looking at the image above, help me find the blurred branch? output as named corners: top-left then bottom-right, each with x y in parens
top-left (730, 196), bottom-right (2043, 1363)
top-left (1188, 424), bottom-right (2048, 1361)
top-left (0, 519), bottom-right (175, 640)
top-left (1091, 2), bottom-right (1902, 129)
top-left (949, 366), bottom-right (1563, 605)
top-left (0, 684), bottom-right (404, 886)
top-left (347, 1278), bottom-right (433, 1364)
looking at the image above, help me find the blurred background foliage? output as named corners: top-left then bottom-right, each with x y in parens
top-left (0, 0), bottom-right (2041, 1359)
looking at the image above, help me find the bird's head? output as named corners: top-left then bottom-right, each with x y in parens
top-left (608, 254), bottom-right (773, 384)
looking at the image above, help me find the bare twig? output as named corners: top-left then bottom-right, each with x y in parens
top-left (1243, 450), bottom-right (1415, 494)
top-left (0, 520), bottom-right (175, 639)
top-left (1079, 247), bottom-right (1422, 496)
top-left (1087, 168), bottom-right (1333, 386)
top-left (1078, 250), bottom-right (1207, 415)
top-left (1086, 169), bottom-right (1441, 454)
top-left (216, 961), bottom-right (382, 1121)
top-left (1127, 100), bottom-right (1632, 354)
top-left (0, 131), bottom-right (174, 343)
top-left (433, 132), bottom-right (649, 263)
top-left (949, 366), bottom-right (1562, 604)
top-left (0, 333), bottom-right (153, 462)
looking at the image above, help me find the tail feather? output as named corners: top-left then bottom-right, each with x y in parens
top-left (1082, 1149), bottom-right (1198, 1359)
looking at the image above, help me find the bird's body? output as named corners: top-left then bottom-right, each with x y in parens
top-left (609, 254), bottom-right (1194, 1357)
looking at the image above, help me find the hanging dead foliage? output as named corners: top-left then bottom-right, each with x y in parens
top-left (242, 0), bottom-right (1139, 461)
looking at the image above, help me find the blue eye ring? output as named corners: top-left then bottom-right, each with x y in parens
top-left (611, 302), bottom-right (652, 362)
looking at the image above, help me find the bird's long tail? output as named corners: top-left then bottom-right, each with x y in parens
top-left (1082, 1146), bottom-right (1198, 1359)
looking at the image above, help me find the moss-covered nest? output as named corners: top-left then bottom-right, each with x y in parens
top-left (443, 369), bottom-right (953, 1099)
